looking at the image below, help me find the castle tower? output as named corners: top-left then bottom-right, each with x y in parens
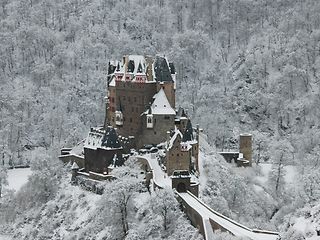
top-left (239, 134), bottom-right (252, 166)
top-left (154, 56), bottom-right (176, 108)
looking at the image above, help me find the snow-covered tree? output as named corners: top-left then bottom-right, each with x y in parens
top-left (0, 165), bottom-right (8, 198)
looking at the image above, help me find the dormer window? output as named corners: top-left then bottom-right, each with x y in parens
top-left (147, 114), bottom-right (153, 128)
top-left (115, 111), bottom-right (123, 126)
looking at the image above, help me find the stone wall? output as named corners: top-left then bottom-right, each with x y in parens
top-left (84, 148), bottom-right (122, 173)
top-left (107, 81), bottom-right (157, 140)
top-left (138, 114), bottom-right (175, 148)
top-left (166, 137), bottom-right (191, 176)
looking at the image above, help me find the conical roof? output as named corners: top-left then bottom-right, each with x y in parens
top-left (154, 56), bottom-right (173, 82)
top-left (101, 127), bottom-right (122, 149)
top-left (182, 119), bottom-right (194, 142)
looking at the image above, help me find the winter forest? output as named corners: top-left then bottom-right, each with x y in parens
top-left (1, 0), bottom-right (320, 239)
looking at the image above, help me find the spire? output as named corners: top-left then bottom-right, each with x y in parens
top-left (127, 60), bottom-right (135, 73)
top-left (183, 119), bottom-right (193, 142)
top-left (154, 56), bottom-right (173, 82)
top-left (101, 127), bottom-right (121, 148)
top-left (137, 62), bottom-right (143, 73)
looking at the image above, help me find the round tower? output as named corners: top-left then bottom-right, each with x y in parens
top-left (239, 134), bottom-right (252, 166)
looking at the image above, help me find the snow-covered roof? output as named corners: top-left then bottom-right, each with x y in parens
top-left (167, 129), bottom-right (183, 150)
top-left (128, 55), bottom-right (146, 74)
top-left (150, 88), bottom-right (176, 115)
top-left (108, 55), bottom-right (175, 83)
top-left (84, 127), bottom-right (122, 151)
top-left (71, 162), bottom-right (79, 170)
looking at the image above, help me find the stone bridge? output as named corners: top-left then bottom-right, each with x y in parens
top-left (138, 154), bottom-right (279, 240)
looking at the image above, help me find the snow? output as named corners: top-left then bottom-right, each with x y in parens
top-left (167, 128), bottom-right (182, 150)
top-left (6, 168), bottom-right (32, 192)
top-left (139, 135), bottom-right (278, 239)
top-left (128, 55), bottom-right (146, 74)
top-left (141, 153), bottom-right (171, 188)
top-left (178, 191), bottom-right (279, 240)
top-left (150, 88), bottom-right (176, 115)
top-left (71, 162), bottom-right (79, 170)
top-left (70, 139), bottom-right (85, 156)
top-left (0, 235), bottom-right (12, 240)
top-left (255, 163), bottom-right (297, 186)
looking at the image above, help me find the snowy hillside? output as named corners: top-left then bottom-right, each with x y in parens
top-left (0, 0), bottom-right (320, 238)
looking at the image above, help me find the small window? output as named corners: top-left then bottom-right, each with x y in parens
top-left (177, 154), bottom-right (179, 156)
top-left (134, 97), bottom-right (137, 102)
top-left (147, 117), bottom-right (152, 123)
top-left (130, 118), bottom-right (133, 122)
top-left (154, 131), bottom-right (157, 135)
top-left (164, 116), bottom-right (170, 120)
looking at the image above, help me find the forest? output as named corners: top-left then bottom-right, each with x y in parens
top-left (1, 0), bottom-right (320, 239)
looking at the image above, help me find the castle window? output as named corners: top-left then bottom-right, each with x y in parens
top-left (154, 131), bottom-right (157, 135)
top-left (132, 107), bottom-right (134, 112)
top-left (164, 116), bottom-right (170, 120)
top-left (134, 97), bottom-right (137, 102)
top-left (148, 118), bottom-right (152, 123)
top-left (177, 154), bottom-right (179, 156)
top-left (130, 118), bottom-right (132, 122)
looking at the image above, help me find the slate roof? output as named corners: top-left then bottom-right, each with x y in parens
top-left (154, 56), bottom-right (173, 82)
top-left (183, 119), bottom-right (194, 142)
top-left (176, 107), bottom-right (188, 119)
top-left (101, 127), bottom-right (122, 149)
top-left (84, 127), bottom-right (122, 150)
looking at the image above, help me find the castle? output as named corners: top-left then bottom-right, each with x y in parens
top-left (60, 55), bottom-right (200, 177)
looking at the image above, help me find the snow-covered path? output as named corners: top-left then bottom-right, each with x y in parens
top-left (140, 145), bottom-right (279, 240)
top-left (142, 153), bottom-right (170, 188)
top-left (178, 191), bottom-right (278, 240)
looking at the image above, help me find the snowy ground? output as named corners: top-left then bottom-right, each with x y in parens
top-left (0, 235), bottom-right (12, 240)
top-left (6, 168), bottom-right (32, 192)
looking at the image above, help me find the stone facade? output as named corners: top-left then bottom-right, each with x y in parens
top-left (84, 148), bottom-right (122, 173)
top-left (105, 55), bottom-right (176, 149)
top-left (239, 134), bottom-right (252, 166)
top-left (166, 131), bottom-right (192, 176)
